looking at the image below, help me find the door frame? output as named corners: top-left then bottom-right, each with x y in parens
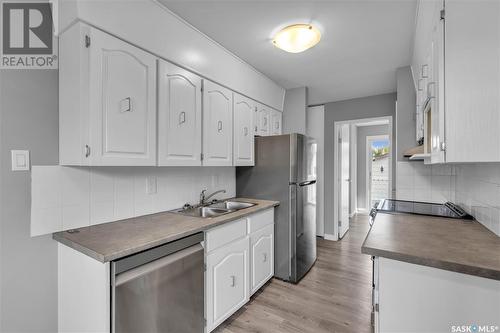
top-left (366, 135), bottom-right (391, 211)
top-left (332, 116), bottom-right (392, 241)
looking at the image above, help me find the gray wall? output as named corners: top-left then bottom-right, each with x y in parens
top-left (396, 66), bottom-right (417, 161)
top-left (324, 93), bottom-right (396, 235)
top-left (0, 70), bottom-right (58, 332)
top-left (356, 125), bottom-right (389, 211)
top-left (283, 87), bottom-right (307, 134)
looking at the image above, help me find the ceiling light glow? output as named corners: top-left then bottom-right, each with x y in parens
top-left (272, 24), bottom-right (321, 53)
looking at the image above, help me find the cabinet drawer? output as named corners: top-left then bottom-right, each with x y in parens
top-left (206, 219), bottom-right (247, 253)
top-left (250, 224), bottom-right (274, 295)
top-left (247, 208), bottom-right (274, 234)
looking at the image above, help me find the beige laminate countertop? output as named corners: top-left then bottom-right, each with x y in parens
top-left (53, 198), bottom-right (279, 262)
top-left (361, 213), bottom-right (500, 280)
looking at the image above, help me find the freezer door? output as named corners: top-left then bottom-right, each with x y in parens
top-left (292, 180), bottom-right (317, 282)
top-left (113, 244), bottom-right (204, 333)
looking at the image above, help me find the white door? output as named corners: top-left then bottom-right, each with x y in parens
top-left (258, 106), bottom-right (270, 136)
top-left (250, 224), bottom-right (274, 295)
top-left (233, 93), bottom-right (255, 166)
top-left (270, 110), bottom-right (282, 135)
top-left (206, 236), bottom-right (249, 332)
top-left (339, 124), bottom-right (350, 239)
top-left (88, 27), bottom-right (157, 166)
top-left (367, 136), bottom-right (390, 208)
top-left (158, 60), bottom-right (202, 166)
top-left (203, 81), bottom-right (233, 166)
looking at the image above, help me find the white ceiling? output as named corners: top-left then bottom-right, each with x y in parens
top-left (159, 0), bottom-right (417, 105)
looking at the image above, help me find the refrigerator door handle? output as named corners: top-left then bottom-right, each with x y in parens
top-left (298, 180), bottom-right (316, 187)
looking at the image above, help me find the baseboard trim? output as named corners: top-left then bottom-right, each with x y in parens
top-left (349, 211), bottom-right (356, 218)
top-left (324, 233), bottom-right (338, 241)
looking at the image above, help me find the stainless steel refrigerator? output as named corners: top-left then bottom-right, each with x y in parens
top-left (236, 133), bottom-right (317, 283)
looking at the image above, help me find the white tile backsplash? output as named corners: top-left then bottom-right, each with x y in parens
top-left (396, 162), bottom-right (454, 204)
top-left (31, 166), bottom-right (236, 236)
top-left (454, 163), bottom-right (500, 236)
top-left (396, 161), bottom-right (500, 237)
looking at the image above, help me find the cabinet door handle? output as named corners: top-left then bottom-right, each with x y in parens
top-left (230, 275), bottom-right (236, 287)
top-left (217, 120), bottom-right (223, 132)
top-left (255, 126), bottom-right (258, 132)
top-left (421, 64), bottom-right (429, 78)
top-left (179, 111), bottom-right (186, 125)
top-left (120, 97), bottom-right (131, 113)
top-left (263, 253), bottom-right (267, 262)
top-left (85, 145), bottom-right (91, 158)
top-left (264, 118), bottom-right (267, 126)
top-left (244, 127), bottom-right (248, 136)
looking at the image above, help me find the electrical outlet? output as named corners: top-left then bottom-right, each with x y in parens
top-left (147, 176), bottom-right (157, 195)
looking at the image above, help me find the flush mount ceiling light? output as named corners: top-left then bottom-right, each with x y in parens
top-left (272, 24), bottom-right (321, 53)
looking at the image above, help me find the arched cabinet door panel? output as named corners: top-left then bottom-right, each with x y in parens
top-left (203, 81), bottom-right (233, 166)
top-left (158, 60), bottom-right (202, 166)
top-left (250, 224), bottom-right (274, 295)
top-left (233, 93), bottom-right (255, 166)
top-left (89, 27), bottom-right (157, 166)
top-left (206, 236), bottom-right (249, 332)
top-left (59, 23), bottom-right (157, 166)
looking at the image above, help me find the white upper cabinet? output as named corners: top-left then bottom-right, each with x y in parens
top-left (444, 0), bottom-right (500, 162)
top-left (203, 81), bottom-right (233, 166)
top-left (158, 60), bottom-right (202, 166)
top-left (257, 105), bottom-right (270, 136)
top-left (233, 93), bottom-right (255, 166)
top-left (59, 23), bottom-right (157, 166)
top-left (413, 0), bottom-right (500, 163)
top-left (270, 110), bottom-right (283, 135)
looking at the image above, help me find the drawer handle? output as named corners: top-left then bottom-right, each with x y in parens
top-left (230, 275), bottom-right (236, 287)
top-left (263, 253), bottom-right (267, 262)
top-left (179, 111), bottom-right (186, 125)
top-left (218, 120), bottom-right (223, 132)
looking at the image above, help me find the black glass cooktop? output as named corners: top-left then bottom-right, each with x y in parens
top-left (376, 199), bottom-right (474, 220)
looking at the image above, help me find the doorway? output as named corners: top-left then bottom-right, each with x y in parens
top-left (367, 135), bottom-right (390, 208)
top-left (333, 116), bottom-right (393, 240)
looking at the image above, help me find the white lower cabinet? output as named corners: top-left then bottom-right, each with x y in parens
top-left (250, 224), bottom-right (274, 295)
top-left (205, 208), bottom-right (275, 332)
top-left (206, 236), bottom-right (249, 332)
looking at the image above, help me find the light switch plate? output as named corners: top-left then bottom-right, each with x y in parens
top-left (11, 150), bottom-right (30, 171)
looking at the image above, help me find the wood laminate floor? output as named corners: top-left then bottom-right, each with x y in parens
top-left (214, 214), bottom-right (373, 333)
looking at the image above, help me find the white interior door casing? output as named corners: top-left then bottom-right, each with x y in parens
top-left (158, 60), bottom-right (202, 166)
top-left (88, 27), bottom-right (157, 166)
top-left (233, 93), bottom-right (255, 166)
top-left (250, 224), bottom-right (274, 295)
top-left (339, 124), bottom-right (350, 238)
top-left (206, 236), bottom-right (249, 332)
top-left (203, 81), bottom-right (233, 166)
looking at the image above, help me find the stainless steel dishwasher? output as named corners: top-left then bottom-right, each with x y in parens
top-left (111, 232), bottom-right (204, 333)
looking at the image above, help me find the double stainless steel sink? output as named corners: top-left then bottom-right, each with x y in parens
top-left (172, 200), bottom-right (256, 218)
